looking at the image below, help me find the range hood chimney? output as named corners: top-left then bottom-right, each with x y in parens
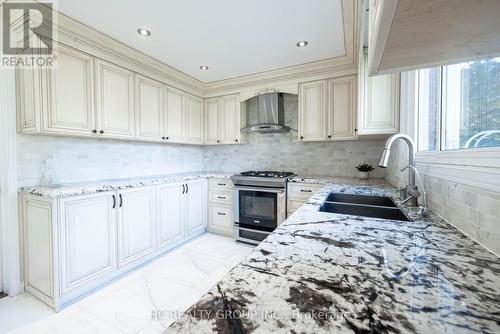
top-left (243, 92), bottom-right (292, 134)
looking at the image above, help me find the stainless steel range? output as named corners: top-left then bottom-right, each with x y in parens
top-left (231, 171), bottom-right (295, 245)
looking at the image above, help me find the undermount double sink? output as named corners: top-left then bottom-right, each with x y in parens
top-left (320, 193), bottom-right (410, 222)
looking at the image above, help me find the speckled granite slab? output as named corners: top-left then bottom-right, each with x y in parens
top-left (18, 172), bottom-right (234, 198)
top-left (167, 182), bottom-right (500, 333)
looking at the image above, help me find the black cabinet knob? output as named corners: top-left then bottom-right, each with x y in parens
top-left (92, 129), bottom-right (97, 133)
top-left (166, 137), bottom-right (169, 140)
top-left (99, 130), bottom-right (104, 134)
top-left (300, 136), bottom-right (304, 139)
top-left (217, 140), bottom-right (220, 143)
top-left (328, 135), bottom-right (332, 138)
top-left (162, 136), bottom-right (165, 140)
top-left (235, 139), bottom-right (238, 142)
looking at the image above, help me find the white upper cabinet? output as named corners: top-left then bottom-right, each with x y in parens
top-left (204, 98), bottom-right (219, 144)
top-left (358, 51), bottom-right (400, 135)
top-left (164, 86), bottom-right (186, 143)
top-left (59, 192), bottom-right (117, 295)
top-left (327, 76), bottom-right (356, 141)
top-left (298, 80), bottom-right (326, 141)
top-left (117, 187), bottom-right (156, 266)
top-left (220, 95), bottom-right (241, 144)
top-left (156, 183), bottom-right (184, 249)
top-left (95, 60), bottom-right (135, 138)
top-left (204, 94), bottom-right (241, 145)
top-left (44, 45), bottom-right (95, 136)
top-left (135, 75), bottom-right (163, 142)
top-left (185, 95), bottom-right (204, 144)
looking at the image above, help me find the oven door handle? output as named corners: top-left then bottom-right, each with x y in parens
top-left (233, 186), bottom-right (285, 193)
top-left (234, 224), bottom-right (272, 234)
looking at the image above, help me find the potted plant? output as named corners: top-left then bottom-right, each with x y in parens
top-left (356, 163), bottom-right (375, 180)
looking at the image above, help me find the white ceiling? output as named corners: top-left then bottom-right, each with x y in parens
top-left (57, 0), bottom-right (345, 83)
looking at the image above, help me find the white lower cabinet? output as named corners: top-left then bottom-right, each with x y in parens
top-left (20, 179), bottom-right (207, 311)
top-left (207, 178), bottom-right (233, 237)
top-left (156, 183), bottom-right (184, 249)
top-left (59, 192), bottom-right (117, 295)
top-left (185, 179), bottom-right (207, 235)
top-left (117, 187), bottom-right (156, 266)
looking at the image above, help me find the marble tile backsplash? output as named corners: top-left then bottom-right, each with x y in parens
top-left (385, 143), bottom-right (500, 256)
top-left (17, 135), bottom-right (204, 186)
top-left (203, 133), bottom-right (386, 178)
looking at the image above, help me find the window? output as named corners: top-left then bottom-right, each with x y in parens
top-left (417, 67), bottom-right (440, 151)
top-left (417, 57), bottom-right (500, 151)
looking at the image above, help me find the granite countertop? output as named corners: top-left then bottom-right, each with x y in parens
top-left (167, 180), bottom-right (500, 333)
top-left (18, 172), bottom-right (234, 198)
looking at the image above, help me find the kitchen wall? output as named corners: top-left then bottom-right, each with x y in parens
top-left (17, 135), bottom-right (203, 186)
top-left (203, 94), bottom-right (387, 177)
top-left (386, 71), bottom-right (500, 256)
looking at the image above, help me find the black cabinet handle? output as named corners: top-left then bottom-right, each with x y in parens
top-left (217, 212), bottom-right (226, 216)
top-left (217, 196), bottom-right (226, 199)
top-left (99, 130), bottom-right (104, 134)
top-left (92, 129), bottom-right (97, 134)
top-left (217, 183), bottom-right (226, 186)
top-left (300, 189), bottom-right (312, 193)
top-left (186, 184), bottom-right (189, 193)
top-left (119, 194), bottom-right (123, 207)
top-left (182, 184), bottom-right (185, 194)
top-left (112, 195), bottom-right (116, 208)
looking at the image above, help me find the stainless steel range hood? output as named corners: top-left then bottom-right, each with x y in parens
top-left (243, 92), bottom-right (292, 133)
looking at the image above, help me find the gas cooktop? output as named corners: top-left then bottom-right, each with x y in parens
top-left (238, 171), bottom-right (295, 178)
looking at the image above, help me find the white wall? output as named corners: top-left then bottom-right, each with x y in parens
top-left (386, 71), bottom-right (500, 256)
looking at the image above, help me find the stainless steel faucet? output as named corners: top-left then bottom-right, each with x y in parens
top-left (401, 165), bottom-right (428, 216)
top-left (378, 133), bottom-right (420, 207)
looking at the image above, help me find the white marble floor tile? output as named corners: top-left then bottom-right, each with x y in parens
top-left (2, 233), bottom-right (254, 334)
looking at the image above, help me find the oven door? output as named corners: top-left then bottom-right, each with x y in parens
top-left (233, 186), bottom-right (285, 232)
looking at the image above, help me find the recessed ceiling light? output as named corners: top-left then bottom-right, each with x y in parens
top-left (296, 40), bottom-right (308, 47)
top-left (200, 65), bottom-right (209, 70)
top-left (137, 28), bottom-right (151, 37)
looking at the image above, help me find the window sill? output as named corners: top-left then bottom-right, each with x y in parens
top-left (416, 146), bottom-right (500, 169)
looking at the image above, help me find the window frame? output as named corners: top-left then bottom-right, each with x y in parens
top-left (414, 61), bottom-right (500, 170)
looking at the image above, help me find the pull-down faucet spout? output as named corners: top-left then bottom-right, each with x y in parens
top-left (378, 134), bottom-right (419, 207)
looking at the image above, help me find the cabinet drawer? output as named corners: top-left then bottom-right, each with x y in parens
top-left (288, 183), bottom-right (323, 199)
top-left (209, 204), bottom-right (233, 230)
top-left (209, 190), bottom-right (232, 205)
top-left (209, 178), bottom-right (233, 191)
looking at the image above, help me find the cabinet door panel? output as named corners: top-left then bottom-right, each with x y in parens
top-left (328, 76), bottom-right (356, 140)
top-left (299, 81), bottom-right (326, 141)
top-left (44, 46), bottom-right (94, 136)
top-left (164, 86), bottom-right (185, 143)
top-left (204, 98), bottom-right (219, 144)
top-left (96, 60), bottom-right (135, 138)
top-left (186, 95), bottom-right (203, 144)
top-left (185, 180), bottom-right (206, 235)
top-left (118, 187), bottom-right (156, 266)
top-left (157, 183), bottom-right (184, 248)
top-left (220, 95), bottom-right (240, 144)
top-left (60, 193), bottom-right (116, 294)
top-left (135, 75), bottom-right (163, 141)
